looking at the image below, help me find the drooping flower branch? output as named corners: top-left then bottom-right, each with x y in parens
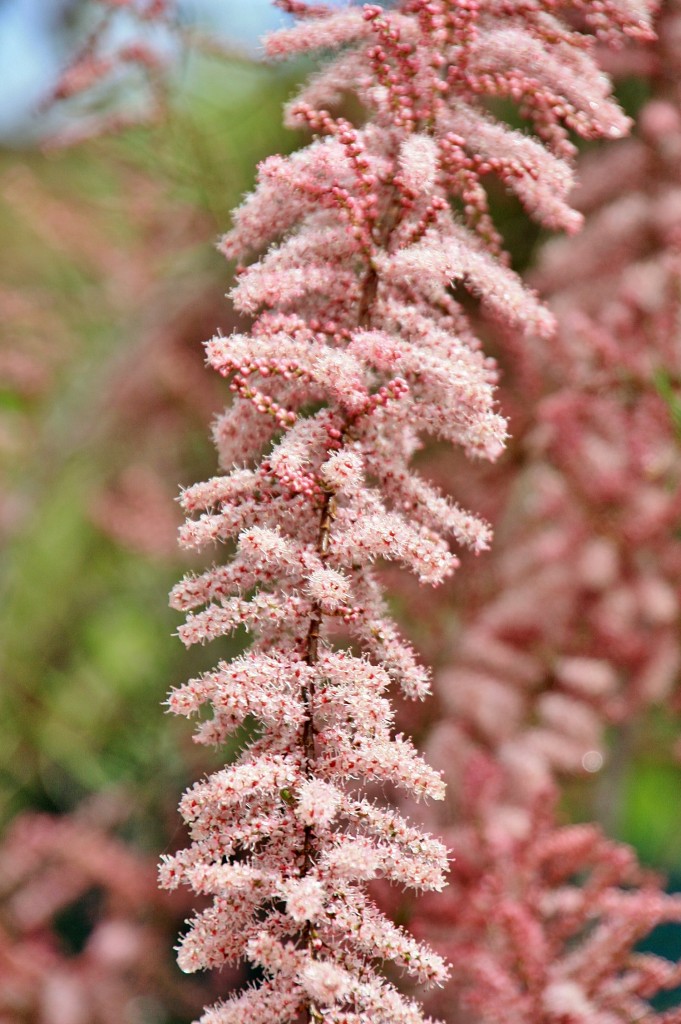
top-left (45, 0), bottom-right (252, 147)
top-left (158, 2), bottom-right (654, 1023)
top-left (43, 0), bottom-right (173, 146)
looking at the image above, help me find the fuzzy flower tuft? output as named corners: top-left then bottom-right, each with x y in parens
top-left (162, 1), bottom-right (653, 1022)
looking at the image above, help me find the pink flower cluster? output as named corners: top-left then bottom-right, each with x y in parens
top-left (160, 2), bottom-right (657, 1023)
top-left (418, 792), bottom-right (681, 1024)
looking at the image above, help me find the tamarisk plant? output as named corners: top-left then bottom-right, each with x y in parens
top-left (158, 2), bottom-right (653, 1022)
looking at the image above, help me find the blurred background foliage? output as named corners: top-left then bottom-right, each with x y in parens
top-left (0, 15), bottom-right (308, 1015)
top-left (0, 9), bottom-right (300, 833)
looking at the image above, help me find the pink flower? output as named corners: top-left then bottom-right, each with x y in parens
top-left (162, 1), bottom-right (653, 1021)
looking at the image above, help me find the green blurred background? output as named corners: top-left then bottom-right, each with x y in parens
top-left (0, 17), bottom-right (309, 1015)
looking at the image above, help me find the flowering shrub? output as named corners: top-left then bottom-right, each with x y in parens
top-left (150, 2), bottom-right (665, 1023)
